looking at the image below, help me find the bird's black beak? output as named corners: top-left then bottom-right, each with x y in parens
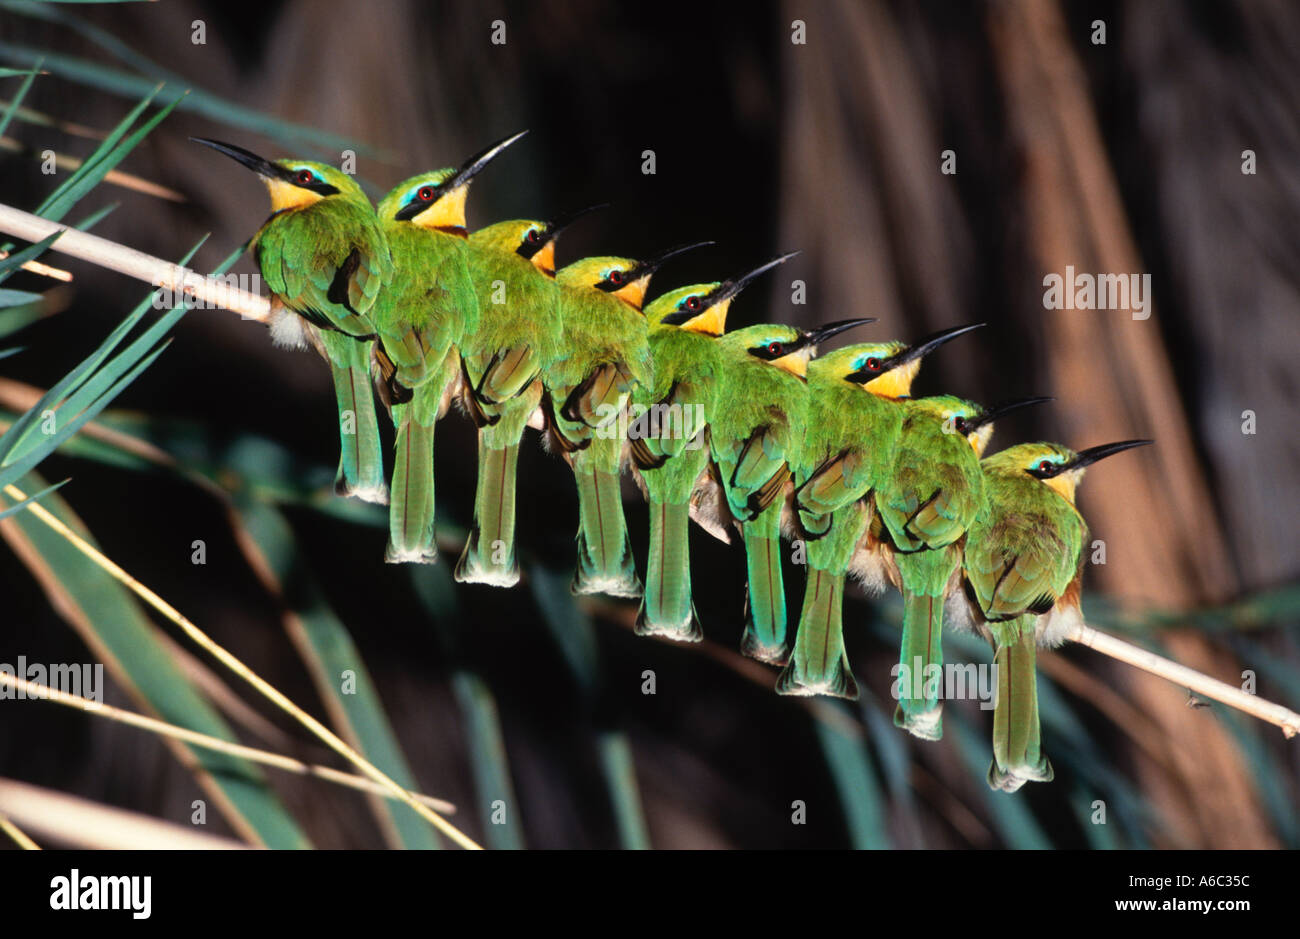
top-left (544, 202), bottom-right (609, 241)
top-left (444, 130), bottom-right (529, 191)
top-left (964, 395), bottom-right (1054, 432)
top-left (631, 240), bottom-right (716, 280)
top-left (886, 322), bottom-right (985, 369)
top-left (710, 251), bottom-right (799, 306)
top-left (802, 318), bottom-right (877, 349)
top-left (1067, 438), bottom-right (1154, 471)
top-left (190, 137), bottom-right (295, 183)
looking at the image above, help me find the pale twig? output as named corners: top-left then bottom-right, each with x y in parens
top-left (0, 203), bottom-right (270, 322)
top-left (2, 483), bottom-right (482, 850)
top-left (0, 671), bottom-right (456, 815)
top-left (0, 811), bottom-right (40, 850)
top-left (1066, 622), bottom-right (1300, 739)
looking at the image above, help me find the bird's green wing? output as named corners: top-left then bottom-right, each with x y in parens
top-left (254, 200), bottom-right (388, 336)
top-left (629, 378), bottom-right (708, 470)
top-left (560, 360), bottom-right (635, 429)
top-left (795, 447), bottom-right (870, 518)
top-left (965, 505), bottom-right (1083, 621)
top-left (466, 345), bottom-right (541, 407)
top-left (879, 436), bottom-right (983, 552)
top-left (716, 426), bottom-right (791, 521)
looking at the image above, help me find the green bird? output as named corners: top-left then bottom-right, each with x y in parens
top-left (877, 393), bottom-right (1050, 738)
top-left (629, 252), bottom-right (797, 641)
top-left (710, 318), bottom-right (872, 665)
top-left (958, 438), bottom-right (1152, 791)
top-left (775, 343), bottom-right (909, 698)
top-left (370, 132), bottom-right (526, 564)
top-left (190, 137), bottom-right (393, 503)
top-left (549, 243), bottom-right (710, 598)
top-left (845, 325), bottom-right (992, 591)
top-left (455, 206), bottom-right (601, 586)
top-left (776, 326), bottom-right (983, 698)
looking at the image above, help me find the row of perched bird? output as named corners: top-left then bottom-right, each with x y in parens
top-left (193, 131), bottom-right (1151, 792)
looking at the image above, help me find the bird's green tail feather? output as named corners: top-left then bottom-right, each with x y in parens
top-left (777, 566), bottom-right (858, 698)
top-left (988, 619), bottom-right (1054, 791)
top-left (892, 547), bottom-right (960, 740)
top-left (893, 590), bottom-right (946, 740)
top-left (739, 505), bottom-right (789, 665)
top-left (635, 499), bottom-right (701, 641)
top-left (326, 337), bottom-right (386, 504)
top-left (455, 439), bottom-right (521, 587)
top-left (571, 467), bottom-right (641, 598)
top-left (386, 407), bottom-right (436, 564)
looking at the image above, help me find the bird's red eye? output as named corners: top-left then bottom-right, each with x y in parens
top-left (418, 186), bottom-right (435, 202)
top-left (768, 342), bottom-right (783, 356)
top-left (685, 296), bottom-right (701, 312)
top-left (866, 357), bottom-right (881, 371)
top-left (1037, 460), bottom-right (1053, 473)
top-left (526, 229), bottom-right (541, 244)
top-left (608, 270), bottom-right (624, 286)
top-left (296, 170), bottom-right (314, 185)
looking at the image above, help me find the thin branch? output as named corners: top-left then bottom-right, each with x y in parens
top-left (0, 203), bottom-right (269, 322)
top-left (0, 671), bottom-right (457, 815)
top-left (2, 483), bottom-right (482, 850)
top-left (1065, 622), bottom-right (1300, 739)
top-left (0, 811), bottom-right (40, 850)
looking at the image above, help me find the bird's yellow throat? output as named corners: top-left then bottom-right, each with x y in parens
top-left (263, 178), bottom-right (325, 212)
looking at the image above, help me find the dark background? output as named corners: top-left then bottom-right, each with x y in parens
top-left (1, 0), bottom-right (1297, 848)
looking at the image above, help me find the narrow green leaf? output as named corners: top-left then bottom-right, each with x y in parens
top-left (0, 58), bottom-right (38, 138)
top-left (595, 732), bottom-right (651, 849)
top-left (74, 201), bottom-right (118, 230)
top-left (450, 672), bottom-right (525, 850)
top-left (810, 699), bottom-right (889, 848)
top-left (527, 566), bottom-right (600, 695)
top-left (0, 295), bottom-right (48, 340)
top-left (0, 474), bottom-right (65, 520)
top-left (0, 231), bottom-right (61, 285)
top-left (0, 288), bottom-right (43, 306)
